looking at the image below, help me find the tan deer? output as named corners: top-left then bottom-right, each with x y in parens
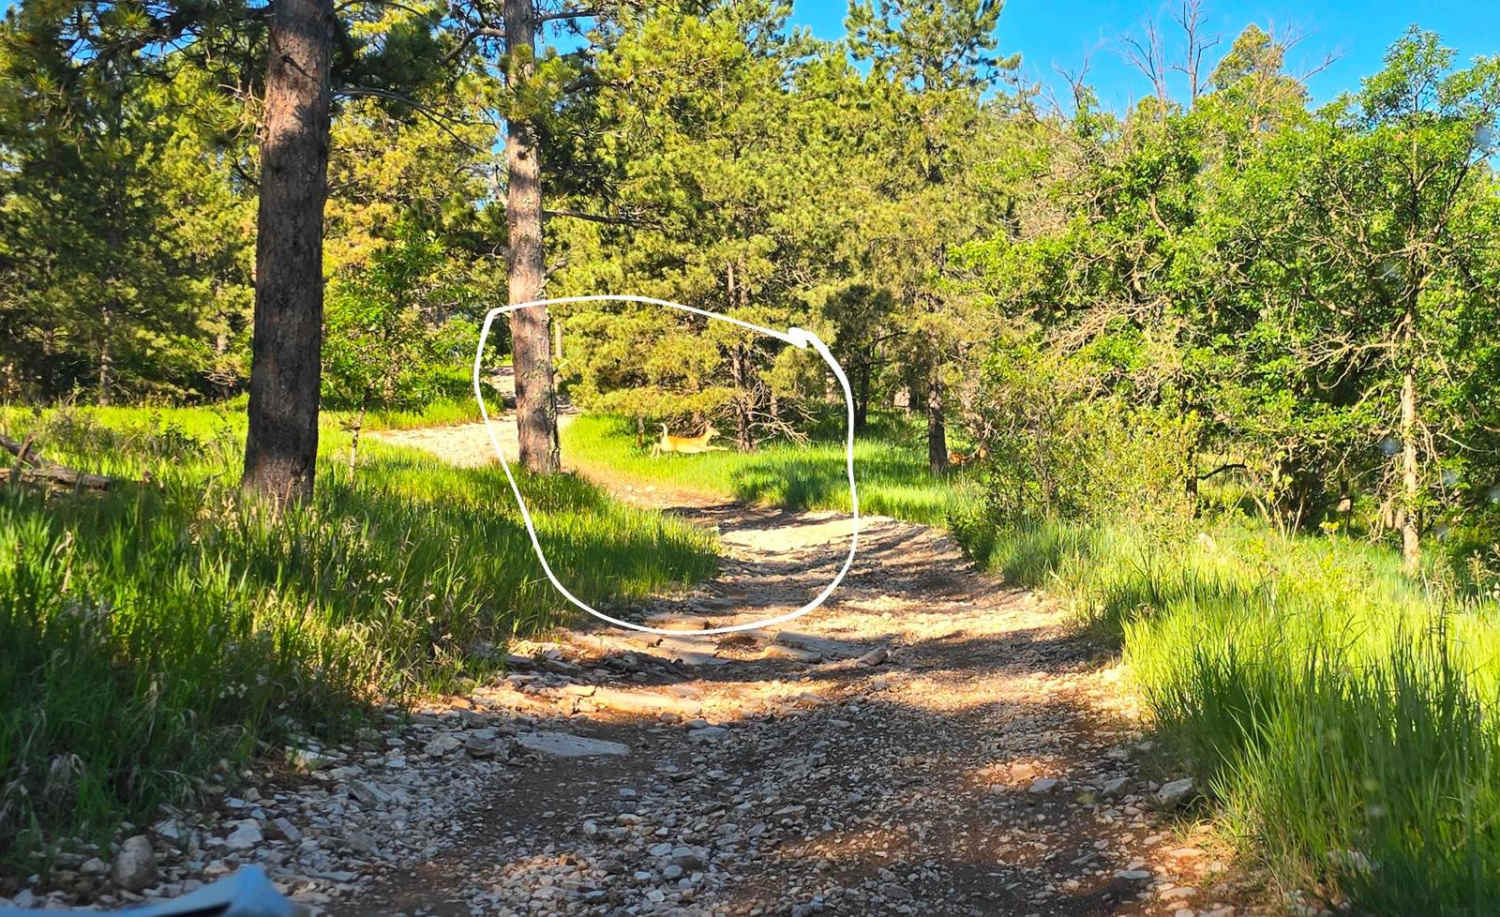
top-left (948, 445), bottom-right (989, 468)
top-left (651, 423), bottom-right (728, 456)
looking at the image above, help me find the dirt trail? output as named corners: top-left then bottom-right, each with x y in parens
top-left (339, 424), bottom-right (1253, 917)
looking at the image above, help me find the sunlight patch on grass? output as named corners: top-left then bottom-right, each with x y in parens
top-left (561, 413), bottom-right (975, 527)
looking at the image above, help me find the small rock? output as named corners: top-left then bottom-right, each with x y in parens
top-left (343, 829), bottom-right (377, 855)
top-left (270, 818), bottom-right (302, 844)
top-left (464, 735), bottom-right (508, 758)
top-left (687, 726), bottom-right (728, 745)
top-left (1115, 869), bottom-right (1152, 880)
top-left (223, 819), bottom-right (263, 851)
top-left (1156, 777), bottom-right (1195, 808)
top-left (1101, 776), bottom-right (1130, 797)
top-left (1029, 778), bottom-right (1059, 793)
top-left (111, 835), bottom-right (155, 892)
top-left (348, 779), bottom-right (391, 807)
top-left (670, 846), bottom-right (707, 870)
top-left (80, 857), bottom-right (108, 876)
top-left (423, 733), bottom-right (463, 757)
top-left (285, 747), bottom-right (337, 771)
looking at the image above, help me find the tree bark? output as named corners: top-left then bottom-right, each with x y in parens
top-left (1400, 361), bottom-right (1421, 575)
top-left (853, 361), bottom-right (870, 433)
top-left (731, 342), bottom-right (752, 451)
top-left (96, 307), bottom-right (112, 406)
top-left (505, 0), bottom-right (560, 474)
top-left (926, 365), bottom-right (948, 474)
top-left (241, 0), bottom-right (335, 505)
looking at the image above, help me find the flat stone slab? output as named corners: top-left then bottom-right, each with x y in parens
top-left (515, 731), bottom-right (629, 758)
top-left (770, 630), bottom-right (868, 660)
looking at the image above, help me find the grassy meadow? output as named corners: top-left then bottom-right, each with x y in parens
top-left (0, 402), bottom-right (715, 865)
top-left (562, 413), bottom-right (977, 527)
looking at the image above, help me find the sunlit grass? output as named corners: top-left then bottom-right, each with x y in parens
top-left (562, 413), bottom-right (976, 527)
top-left (0, 403), bottom-right (715, 866)
top-left (952, 510), bottom-right (1500, 913)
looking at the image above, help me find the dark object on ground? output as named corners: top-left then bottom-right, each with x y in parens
top-left (0, 432), bottom-right (120, 491)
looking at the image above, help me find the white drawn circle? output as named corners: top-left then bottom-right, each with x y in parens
top-left (472, 295), bottom-right (860, 636)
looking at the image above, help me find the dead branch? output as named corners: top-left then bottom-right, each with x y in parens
top-left (1171, 0), bottom-right (1220, 104)
top-left (1, 433), bottom-right (122, 491)
top-left (1121, 19), bottom-right (1170, 107)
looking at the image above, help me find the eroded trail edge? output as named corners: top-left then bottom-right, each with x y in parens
top-left (324, 425), bottom-right (1252, 916)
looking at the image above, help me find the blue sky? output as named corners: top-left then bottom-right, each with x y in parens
top-left (3, 0), bottom-right (1494, 113)
top-left (790, 0), bottom-right (1500, 111)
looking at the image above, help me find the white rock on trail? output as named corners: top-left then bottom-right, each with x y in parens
top-left (222, 819), bottom-right (263, 851)
top-left (111, 835), bottom-right (155, 891)
top-left (515, 731), bottom-right (629, 758)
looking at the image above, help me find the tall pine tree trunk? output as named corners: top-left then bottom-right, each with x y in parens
top-left (1396, 278), bottom-right (1422, 576)
top-left (730, 343), bottom-right (752, 451)
top-left (1400, 360), bottom-right (1421, 575)
top-left (504, 0), bottom-right (560, 474)
top-left (241, 0), bottom-right (334, 505)
top-left (96, 307), bottom-right (111, 406)
top-left (927, 364), bottom-right (948, 474)
top-left (854, 361), bottom-right (870, 434)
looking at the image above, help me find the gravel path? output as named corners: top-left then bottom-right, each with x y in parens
top-left (331, 425), bottom-right (1256, 917)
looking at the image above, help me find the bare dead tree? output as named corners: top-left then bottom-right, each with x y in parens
top-left (1271, 21), bottom-right (1339, 84)
top-left (1052, 50), bottom-right (1095, 119)
top-left (1121, 19), bottom-right (1170, 107)
top-left (1170, 0), bottom-right (1219, 103)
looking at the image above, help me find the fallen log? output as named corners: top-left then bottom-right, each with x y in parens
top-left (1, 432), bottom-right (120, 491)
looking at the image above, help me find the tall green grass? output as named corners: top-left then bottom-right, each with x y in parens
top-left (562, 413), bottom-right (975, 526)
top-left (342, 396), bottom-right (485, 431)
top-left (954, 512), bottom-right (1500, 913)
top-left (0, 405), bottom-right (715, 865)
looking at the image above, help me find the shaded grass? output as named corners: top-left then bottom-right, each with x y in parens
top-left (562, 413), bottom-right (976, 527)
top-left (0, 404), bottom-right (715, 866)
top-left (953, 511), bottom-right (1500, 913)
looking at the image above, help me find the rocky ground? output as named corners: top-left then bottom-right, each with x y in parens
top-left (3, 425), bottom-right (1264, 916)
